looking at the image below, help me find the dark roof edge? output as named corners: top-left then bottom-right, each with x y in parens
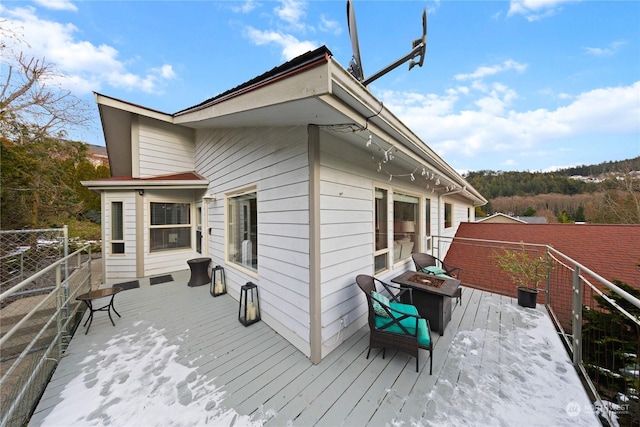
top-left (174, 46), bottom-right (333, 116)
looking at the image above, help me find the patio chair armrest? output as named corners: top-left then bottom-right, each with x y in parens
top-left (442, 262), bottom-right (462, 279)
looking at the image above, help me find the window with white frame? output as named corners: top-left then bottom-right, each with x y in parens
top-left (149, 202), bottom-right (192, 252)
top-left (444, 202), bottom-right (453, 228)
top-left (227, 190), bottom-right (258, 271)
top-left (393, 192), bottom-right (419, 263)
top-left (425, 197), bottom-right (432, 251)
top-left (374, 187), bottom-right (389, 273)
top-left (111, 201), bottom-right (125, 254)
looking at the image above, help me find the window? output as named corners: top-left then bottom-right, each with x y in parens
top-left (374, 187), bottom-right (388, 273)
top-left (425, 198), bottom-right (432, 251)
top-left (227, 190), bottom-right (257, 271)
top-left (196, 205), bottom-right (203, 254)
top-left (445, 202), bottom-right (453, 228)
top-left (111, 201), bottom-right (124, 254)
top-left (149, 202), bottom-right (192, 252)
top-left (393, 192), bottom-right (419, 263)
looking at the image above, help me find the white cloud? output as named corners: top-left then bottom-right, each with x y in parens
top-left (274, 0), bottom-right (307, 32)
top-left (319, 13), bottom-right (341, 36)
top-left (230, 0), bottom-right (260, 14)
top-left (584, 40), bottom-right (626, 57)
top-left (33, 0), bottom-right (77, 12)
top-left (507, 0), bottom-right (579, 21)
top-left (244, 26), bottom-right (317, 60)
top-left (378, 81), bottom-right (640, 163)
top-left (1, 5), bottom-right (176, 95)
top-left (455, 59), bottom-right (527, 81)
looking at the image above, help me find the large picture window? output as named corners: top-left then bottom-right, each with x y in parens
top-left (149, 202), bottom-right (192, 252)
top-left (393, 192), bottom-right (419, 263)
top-left (227, 190), bottom-right (258, 271)
top-left (374, 187), bottom-right (388, 273)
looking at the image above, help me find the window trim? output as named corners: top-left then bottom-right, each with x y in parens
top-left (225, 186), bottom-right (258, 278)
top-left (110, 200), bottom-right (125, 255)
top-left (444, 201), bottom-right (453, 229)
top-left (392, 189), bottom-right (421, 265)
top-left (373, 185), bottom-right (390, 274)
top-left (148, 201), bottom-right (193, 253)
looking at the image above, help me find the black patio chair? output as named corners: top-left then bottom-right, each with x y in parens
top-left (355, 274), bottom-right (432, 374)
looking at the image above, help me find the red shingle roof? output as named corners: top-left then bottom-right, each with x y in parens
top-left (446, 222), bottom-right (640, 293)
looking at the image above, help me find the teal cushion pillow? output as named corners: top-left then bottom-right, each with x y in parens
top-left (422, 266), bottom-right (448, 276)
top-left (371, 291), bottom-right (390, 317)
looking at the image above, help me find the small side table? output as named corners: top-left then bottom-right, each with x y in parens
top-left (76, 287), bottom-right (123, 334)
top-left (187, 257), bottom-right (211, 287)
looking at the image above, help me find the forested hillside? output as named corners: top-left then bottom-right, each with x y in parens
top-left (464, 157), bottom-right (640, 224)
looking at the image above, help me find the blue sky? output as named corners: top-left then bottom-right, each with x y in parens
top-left (2, 0), bottom-right (639, 173)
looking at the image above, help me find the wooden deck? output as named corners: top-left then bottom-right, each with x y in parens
top-left (29, 270), bottom-right (598, 426)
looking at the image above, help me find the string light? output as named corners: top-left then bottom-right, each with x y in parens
top-left (326, 125), bottom-right (462, 193)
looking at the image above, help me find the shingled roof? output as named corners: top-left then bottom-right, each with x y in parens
top-left (446, 222), bottom-right (640, 296)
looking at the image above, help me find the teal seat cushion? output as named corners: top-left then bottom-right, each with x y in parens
top-left (374, 313), bottom-right (431, 347)
top-left (421, 266), bottom-right (448, 276)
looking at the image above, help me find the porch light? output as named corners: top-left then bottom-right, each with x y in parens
top-left (239, 282), bottom-right (260, 326)
top-left (210, 265), bottom-right (226, 297)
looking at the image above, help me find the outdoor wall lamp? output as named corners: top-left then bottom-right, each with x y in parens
top-left (138, 189), bottom-right (144, 196)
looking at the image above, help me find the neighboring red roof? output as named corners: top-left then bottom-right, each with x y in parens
top-left (446, 222), bottom-right (640, 295)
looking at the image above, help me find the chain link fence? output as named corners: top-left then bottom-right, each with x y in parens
top-left (0, 228), bottom-right (96, 426)
top-left (1, 228), bottom-right (68, 302)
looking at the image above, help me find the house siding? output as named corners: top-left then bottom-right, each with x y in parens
top-left (317, 131), bottom-right (477, 355)
top-left (103, 192), bottom-right (137, 281)
top-left (195, 125), bottom-right (312, 356)
top-left (138, 116), bottom-right (195, 178)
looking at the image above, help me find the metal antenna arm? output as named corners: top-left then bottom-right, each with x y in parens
top-left (363, 42), bottom-right (425, 86)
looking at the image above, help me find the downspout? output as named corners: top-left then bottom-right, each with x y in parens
top-left (308, 125), bottom-right (322, 364)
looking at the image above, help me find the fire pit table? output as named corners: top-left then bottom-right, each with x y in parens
top-left (391, 271), bottom-right (461, 336)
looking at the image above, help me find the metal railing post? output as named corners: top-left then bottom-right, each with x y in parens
top-left (545, 247), bottom-right (551, 306)
top-left (56, 264), bottom-right (64, 358)
top-left (571, 265), bottom-right (582, 367)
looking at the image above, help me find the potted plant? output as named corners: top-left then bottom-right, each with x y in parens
top-left (492, 242), bottom-right (550, 308)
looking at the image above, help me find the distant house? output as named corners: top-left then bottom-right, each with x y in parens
top-left (86, 144), bottom-right (109, 167)
top-left (477, 213), bottom-right (547, 224)
top-left (82, 46), bottom-right (486, 363)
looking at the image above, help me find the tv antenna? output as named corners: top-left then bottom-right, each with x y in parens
top-left (346, 0), bottom-right (427, 86)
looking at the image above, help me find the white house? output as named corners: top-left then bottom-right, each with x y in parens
top-left (83, 46), bottom-right (487, 363)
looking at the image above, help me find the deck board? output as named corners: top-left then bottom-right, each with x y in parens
top-left (29, 274), bottom-right (598, 426)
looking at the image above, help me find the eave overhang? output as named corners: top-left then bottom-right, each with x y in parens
top-left (82, 172), bottom-right (209, 192)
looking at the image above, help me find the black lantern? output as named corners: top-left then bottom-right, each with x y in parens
top-left (239, 282), bottom-right (260, 326)
top-left (210, 265), bottom-right (226, 297)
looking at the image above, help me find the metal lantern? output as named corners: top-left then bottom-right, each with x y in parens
top-left (210, 265), bottom-right (226, 297)
top-left (239, 282), bottom-right (260, 326)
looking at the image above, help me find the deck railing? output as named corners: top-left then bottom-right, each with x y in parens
top-left (0, 244), bottom-right (92, 427)
top-left (433, 235), bottom-right (640, 427)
